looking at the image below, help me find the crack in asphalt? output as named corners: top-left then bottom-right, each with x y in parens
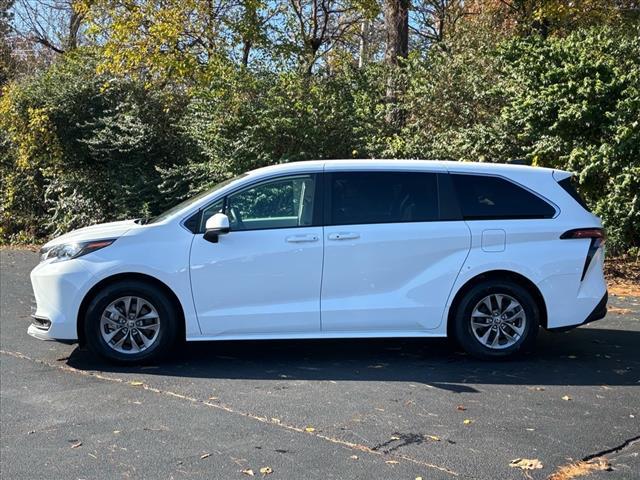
top-left (1, 348), bottom-right (460, 477)
top-left (581, 434), bottom-right (640, 462)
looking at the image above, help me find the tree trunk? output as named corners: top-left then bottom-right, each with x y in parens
top-left (358, 19), bottom-right (369, 68)
top-left (384, 0), bottom-right (409, 66)
top-left (384, 0), bottom-right (409, 126)
top-left (241, 39), bottom-right (252, 67)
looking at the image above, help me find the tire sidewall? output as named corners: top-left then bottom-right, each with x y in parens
top-left (84, 281), bottom-right (177, 363)
top-left (453, 281), bottom-right (540, 359)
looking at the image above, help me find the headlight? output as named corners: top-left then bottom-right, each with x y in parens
top-left (40, 239), bottom-right (116, 263)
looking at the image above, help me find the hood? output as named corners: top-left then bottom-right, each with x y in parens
top-left (43, 219), bottom-right (139, 248)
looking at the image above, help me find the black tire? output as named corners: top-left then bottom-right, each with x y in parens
top-left (452, 280), bottom-right (540, 359)
top-left (84, 280), bottom-right (178, 364)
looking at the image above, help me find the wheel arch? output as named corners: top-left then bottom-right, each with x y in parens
top-left (446, 270), bottom-right (548, 336)
top-left (77, 272), bottom-right (186, 345)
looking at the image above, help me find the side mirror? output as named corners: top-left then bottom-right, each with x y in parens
top-left (203, 213), bottom-right (230, 243)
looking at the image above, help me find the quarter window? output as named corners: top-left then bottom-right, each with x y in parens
top-left (328, 172), bottom-right (439, 226)
top-left (451, 174), bottom-right (555, 220)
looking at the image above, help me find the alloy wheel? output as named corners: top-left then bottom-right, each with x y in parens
top-left (470, 293), bottom-right (527, 350)
top-left (99, 296), bottom-right (161, 354)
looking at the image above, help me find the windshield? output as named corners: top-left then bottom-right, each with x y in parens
top-left (145, 174), bottom-right (247, 224)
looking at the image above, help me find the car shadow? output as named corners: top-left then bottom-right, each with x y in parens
top-left (64, 325), bottom-right (640, 391)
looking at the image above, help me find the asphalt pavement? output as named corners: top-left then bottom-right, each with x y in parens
top-left (1, 248), bottom-right (639, 479)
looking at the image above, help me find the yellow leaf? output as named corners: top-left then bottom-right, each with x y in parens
top-left (129, 381), bottom-right (144, 386)
top-left (259, 466), bottom-right (273, 474)
top-left (426, 435), bottom-right (441, 441)
top-left (385, 460), bottom-right (399, 465)
top-left (390, 435), bottom-right (400, 440)
top-left (305, 426), bottom-right (315, 432)
top-left (463, 419), bottom-right (473, 425)
top-left (510, 458), bottom-right (543, 470)
top-left (562, 395), bottom-right (572, 401)
top-left (241, 468), bottom-right (255, 476)
top-left (416, 477), bottom-right (423, 480)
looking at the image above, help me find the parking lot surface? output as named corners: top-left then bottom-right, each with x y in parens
top-left (1, 248), bottom-right (639, 479)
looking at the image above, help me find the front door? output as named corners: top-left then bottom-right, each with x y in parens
top-left (321, 171), bottom-right (470, 333)
top-left (190, 173), bottom-right (323, 337)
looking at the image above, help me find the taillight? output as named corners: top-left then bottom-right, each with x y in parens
top-left (560, 228), bottom-right (605, 280)
top-left (560, 228), bottom-right (605, 241)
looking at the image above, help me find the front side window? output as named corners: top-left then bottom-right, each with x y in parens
top-left (451, 174), bottom-right (556, 220)
top-left (328, 172), bottom-right (439, 226)
top-left (225, 175), bottom-right (317, 231)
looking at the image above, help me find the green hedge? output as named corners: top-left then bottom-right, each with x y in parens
top-left (1, 27), bottom-right (638, 254)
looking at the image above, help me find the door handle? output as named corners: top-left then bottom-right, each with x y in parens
top-left (328, 232), bottom-right (360, 241)
top-left (285, 234), bottom-right (319, 243)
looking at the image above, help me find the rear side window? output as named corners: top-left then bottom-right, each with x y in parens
top-left (558, 176), bottom-right (590, 211)
top-left (328, 172), bottom-right (438, 226)
top-left (451, 174), bottom-right (555, 220)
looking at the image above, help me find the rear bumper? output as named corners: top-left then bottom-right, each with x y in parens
top-left (548, 291), bottom-right (608, 332)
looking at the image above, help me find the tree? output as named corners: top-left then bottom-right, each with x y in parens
top-left (12, 0), bottom-right (86, 53)
top-left (1, 0), bottom-right (14, 84)
top-left (383, 0), bottom-right (408, 65)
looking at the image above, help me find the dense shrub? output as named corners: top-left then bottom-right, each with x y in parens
top-left (0, 52), bottom-right (196, 241)
top-left (1, 26), bottom-right (638, 254)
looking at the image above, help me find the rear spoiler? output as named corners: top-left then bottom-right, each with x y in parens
top-left (552, 170), bottom-right (572, 181)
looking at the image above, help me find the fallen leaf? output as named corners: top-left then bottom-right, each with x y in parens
top-left (463, 419), bottom-right (473, 425)
top-left (241, 468), bottom-right (255, 476)
top-left (426, 435), bottom-right (441, 441)
top-left (129, 381), bottom-right (144, 386)
top-left (608, 306), bottom-right (631, 315)
top-left (350, 455), bottom-right (358, 460)
top-left (456, 405), bottom-right (466, 411)
top-left (271, 418), bottom-right (281, 424)
top-left (510, 458), bottom-right (543, 470)
top-left (385, 460), bottom-right (399, 465)
top-left (259, 466), bottom-right (273, 475)
top-left (390, 435), bottom-right (400, 440)
top-left (304, 426), bottom-right (315, 432)
top-left (200, 453), bottom-right (211, 459)
top-left (208, 396), bottom-right (218, 401)
top-left (113, 430), bottom-right (120, 434)
top-left (548, 458), bottom-right (610, 480)
top-left (562, 395), bottom-right (572, 401)
top-left (416, 477), bottom-right (423, 480)
top-left (70, 441), bottom-right (82, 449)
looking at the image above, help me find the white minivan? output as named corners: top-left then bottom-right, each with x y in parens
top-left (29, 160), bottom-right (608, 362)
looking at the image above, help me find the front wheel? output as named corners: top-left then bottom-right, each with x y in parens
top-left (84, 281), bottom-right (178, 364)
top-left (452, 280), bottom-right (540, 359)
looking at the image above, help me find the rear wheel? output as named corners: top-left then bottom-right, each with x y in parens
top-left (84, 281), bottom-right (178, 363)
top-left (452, 280), bottom-right (539, 359)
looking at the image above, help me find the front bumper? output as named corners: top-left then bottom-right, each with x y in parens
top-left (29, 257), bottom-right (94, 341)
